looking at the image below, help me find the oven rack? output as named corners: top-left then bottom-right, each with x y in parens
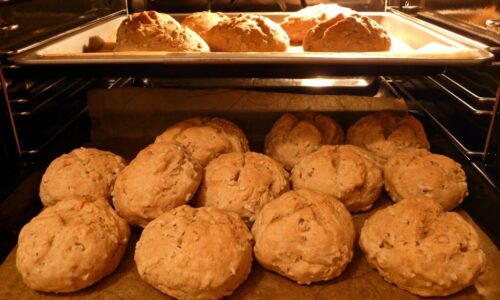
top-left (1, 73), bottom-right (133, 162)
top-left (381, 75), bottom-right (499, 163)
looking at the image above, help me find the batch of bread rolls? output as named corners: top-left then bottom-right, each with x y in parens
top-left (113, 4), bottom-right (392, 53)
top-left (15, 109), bottom-right (486, 299)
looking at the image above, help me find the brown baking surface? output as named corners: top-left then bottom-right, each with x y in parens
top-left (0, 196), bottom-right (498, 300)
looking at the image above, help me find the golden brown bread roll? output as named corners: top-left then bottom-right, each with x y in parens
top-left (114, 11), bottom-right (209, 52)
top-left (204, 14), bottom-right (290, 52)
top-left (360, 197), bottom-right (485, 297)
top-left (39, 147), bottom-right (126, 206)
top-left (16, 196), bottom-right (130, 292)
top-left (384, 149), bottom-right (468, 210)
top-left (291, 145), bottom-right (383, 213)
top-left (181, 11), bottom-right (229, 40)
top-left (264, 112), bottom-right (344, 170)
top-left (113, 142), bottom-right (202, 227)
top-left (197, 151), bottom-right (289, 224)
top-left (346, 111), bottom-right (430, 167)
top-left (281, 4), bottom-right (354, 43)
top-left (252, 189), bottom-right (355, 284)
top-left (135, 205), bottom-right (253, 299)
top-left (155, 117), bottom-right (249, 167)
top-left (303, 14), bottom-right (391, 52)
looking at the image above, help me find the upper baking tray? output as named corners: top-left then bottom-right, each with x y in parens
top-left (9, 12), bottom-right (494, 74)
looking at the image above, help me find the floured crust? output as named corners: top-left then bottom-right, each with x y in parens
top-left (291, 145), bottom-right (382, 212)
top-left (135, 205), bottom-right (253, 300)
top-left (359, 197), bottom-right (485, 297)
top-left (252, 189), bottom-right (355, 284)
top-left (155, 117), bottom-right (249, 167)
top-left (39, 147), bottom-right (126, 206)
top-left (16, 196), bottom-right (130, 292)
top-left (346, 111), bottom-right (430, 167)
top-left (281, 4), bottom-right (354, 43)
top-left (113, 142), bottom-right (202, 227)
top-left (114, 11), bottom-right (209, 52)
top-left (204, 14), bottom-right (290, 52)
top-left (181, 11), bottom-right (229, 40)
top-left (197, 152), bottom-right (290, 224)
top-left (264, 112), bottom-right (344, 170)
top-left (304, 14), bottom-right (391, 52)
top-left (384, 149), bottom-right (468, 211)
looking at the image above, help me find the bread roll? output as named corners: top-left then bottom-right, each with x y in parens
top-left (360, 197), bottom-right (485, 297)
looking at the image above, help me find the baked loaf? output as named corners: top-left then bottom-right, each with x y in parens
top-left (303, 14), bottom-right (391, 52)
top-left (346, 111), bottom-right (430, 167)
top-left (264, 112), bottom-right (344, 170)
top-left (39, 147), bottom-right (126, 207)
top-left (113, 142), bottom-right (202, 227)
top-left (252, 189), bottom-right (355, 284)
top-left (182, 11), bottom-right (229, 40)
top-left (281, 4), bottom-right (354, 43)
top-left (291, 145), bottom-right (382, 212)
top-left (204, 14), bottom-right (289, 52)
top-left (155, 117), bottom-right (249, 167)
top-left (135, 205), bottom-right (253, 300)
top-left (384, 149), bottom-right (468, 211)
top-left (16, 196), bottom-right (130, 292)
top-left (197, 151), bottom-right (289, 224)
top-left (114, 11), bottom-right (209, 52)
top-left (359, 197), bottom-right (485, 297)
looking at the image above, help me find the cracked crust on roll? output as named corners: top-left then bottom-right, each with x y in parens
top-left (204, 14), bottom-right (289, 52)
top-left (384, 149), bottom-right (468, 211)
top-left (39, 147), bottom-right (126, 206)
top-left (113, 142), bottom-right (202, 227)
top-left (135, 205), bottom-right (253, 300)
top-left (280, 4), bottom-right (354, 43)
top-left (197, 151), bottom-right (289, 224)
top-left (346, 111), bottom-right (430, 167)
top-left (114, 11), bottom-right (209, 52)
top-left (16, 196), bottom-right (130, 292)
top-left (303, 14), bottom-right (391, 52)
top-left (252, 189), bottom-right (355, 284)
top-left (291, 145), bottom-right (382, 213)
top-left (359, 197), bottom-right (485, 297)
top-left (181, 11), bottom-right (229, 40)
top-left (264, 112), bottom-right (345, 170)
top-left (155, 117), bottom-right (249, 167)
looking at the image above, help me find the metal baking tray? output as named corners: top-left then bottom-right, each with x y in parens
top-left (10, 11), bottom-right (494, 69)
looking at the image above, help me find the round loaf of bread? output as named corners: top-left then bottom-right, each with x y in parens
top-left (16, 196), bottom-right (130, 292)
top-left (252, 189), bottom-right (355, 284)
top-left (264, 112), bottom-right (344, 170)
top-left (113, 142), bottom-right (202, 227)
top-left (280, 4), bottom-right (354, 43)
top-left (303, 14), bottom-right (391, 52)
top-left (291, 145), bottom-right (382, 212)
top-left (197, 151), bottom-right (289, 224)
top-left (384, 149), bottom-right (468, 211)
top-left (359, 197), bottom-right (485, 297)
top-left (346, 111), bottom-right (430, 167)
top-left (39, 147), bottom-right (126, 207)
top-left (204, 14), bottom-right (289, 52)
top-left (114, 11), bottom-right (209, 52)
top-left (135, 205), bottom-right (253, 300)
top-left (155, 117), bottom-right (249, 167)
top-left (181, 11), bottom-right (229, 40)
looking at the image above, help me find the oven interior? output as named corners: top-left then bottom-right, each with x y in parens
top-left (0, 0), bottom-right (499, 278)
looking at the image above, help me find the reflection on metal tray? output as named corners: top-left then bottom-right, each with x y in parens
top-left (10, 12), bottom-right (494, 68)
top-left (140, 76), bottom-right (379, 95)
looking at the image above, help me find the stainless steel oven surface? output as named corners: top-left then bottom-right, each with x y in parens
top-left (0, 0), bottom-right (499, 299)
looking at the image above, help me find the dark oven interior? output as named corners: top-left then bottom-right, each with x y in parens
top-left (0, 0), bottom-right (499, 293)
